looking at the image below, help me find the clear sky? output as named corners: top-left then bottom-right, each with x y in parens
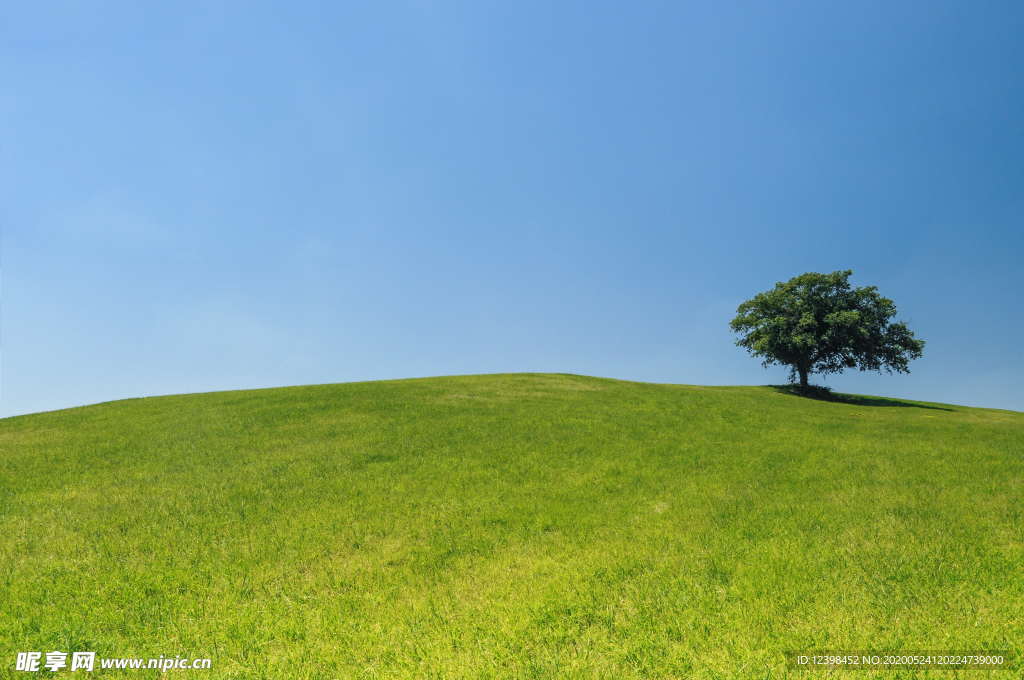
top-left (3, 0), bottom-right (1022, 417)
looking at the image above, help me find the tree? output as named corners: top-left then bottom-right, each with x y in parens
top-left (729, 270), bottom-right (925, 388)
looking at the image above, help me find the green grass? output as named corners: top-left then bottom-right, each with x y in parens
top-left (1, 373), bottom-right (1022, 679)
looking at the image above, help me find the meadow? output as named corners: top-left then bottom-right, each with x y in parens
top-left (1, 373), bottom-right (1021, 678)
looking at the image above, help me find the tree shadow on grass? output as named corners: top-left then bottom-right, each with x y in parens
top-left (770, 384), bottom-right (954, 411)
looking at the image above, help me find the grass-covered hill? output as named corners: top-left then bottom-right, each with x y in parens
top-left (1, 373), bottom-right (1021, 678)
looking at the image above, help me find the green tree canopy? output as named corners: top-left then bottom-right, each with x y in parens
top-left (730, 270), bottom-right (925, 387)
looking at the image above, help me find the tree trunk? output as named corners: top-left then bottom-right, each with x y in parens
top-left (798, 366), bottom-right (809, 388)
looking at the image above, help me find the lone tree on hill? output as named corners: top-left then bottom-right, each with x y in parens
top-left (730, 270), bottom-right (925, 388)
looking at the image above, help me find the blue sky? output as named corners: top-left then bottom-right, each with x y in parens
top-left (3, 0), bottom-right (1022, 417)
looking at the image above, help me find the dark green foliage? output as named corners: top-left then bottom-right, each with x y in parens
top-left (730, 270), bottom-right (925, 387)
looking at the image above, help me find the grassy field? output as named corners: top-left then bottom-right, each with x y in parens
top-left (1, 373), bottom-right (1021, 678)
